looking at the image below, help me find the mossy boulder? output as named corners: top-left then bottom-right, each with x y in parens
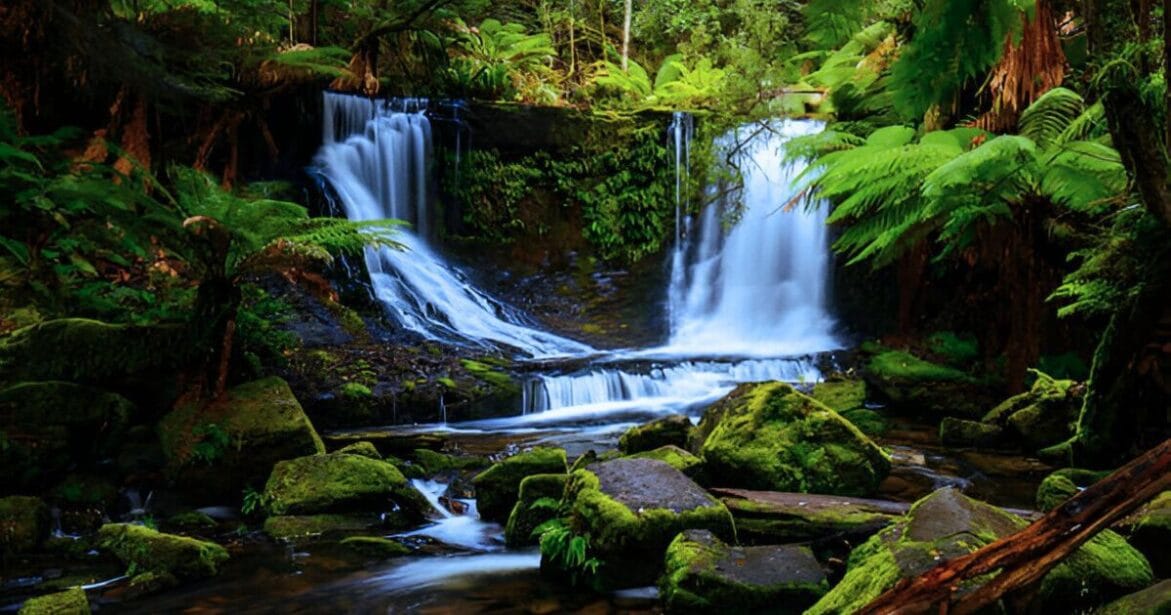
top-left (1117, 491), bottom-right (1171, 578)
top-left (159, 377), bottom-right (325, 501)
top-left (559, 458), bottom-right (735, 588)
top-left (983, 372), bottom-right (1082, 451)
top-left (628, 445), bottom-right (703, 478)
top-left (473, 447), bottom-right (567, 522)
top-left (661, 529), bottom-right (828, 613)
top-left (840, 408), bottom-right (888, 437)
top-left (718, 490), bottom-right (903, 544)
top-left (411, 449), bottom-right (490, 475)
top-left (1036, 468), bottom-right (1109, 512)
top-left (336, 441), bottom-right (382, 459)
top-left (811, 379), bottom-right (867, 412)
top-left (864, 348), bottom-right (990, 418)
top-left (0, 496), bottom-right (50, 554)
top-left (263, 514), bottom-right (389, 541)
top-left (339, 536), bottom-right (411, 558)
top-left (807, 488), bottom-right (1153, 615)
top-left (0, 318), bottom-right (192, 386)
top-left (125, 571), bottom-right (179, 600)
top-left (1097, 579), bottom-right (1171, 615)
top-left (263, 452), bottom-right (429, 518)
top-left (165, 511), bottom-right (219, 532)
top-left (938, 417), bottom-right (1006, 449)
top-left (618, 414), bottom-right (693, 454)
top-left (504, 473), bottom-right (567, 548)
top-left (697, 382), bottom-right (890, 496)
top-left (17, 588), bottom-right (90, 615)
top-left (0, 382), bottom-right (133, 491)
top-left (98, 523), bottom-right (229, 579)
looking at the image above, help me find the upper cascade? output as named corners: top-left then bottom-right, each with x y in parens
top-left (313, 92), bottom-right (591, 357)
top-left (662, 119), bottom-right (840, 358)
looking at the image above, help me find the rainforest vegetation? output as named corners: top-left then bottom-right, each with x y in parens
top-left (4, 0), bottom-right (1171, 613)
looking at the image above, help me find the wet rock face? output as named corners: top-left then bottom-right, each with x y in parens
top-left (473, 447), bottom-right (567, 523)
top-left (618, 414), bottom-right (693, 454)
top-left (561, 458), bottom-right (735, 588)
top-left (697, 382), bottom-right (891, 497)
top-left (808, 488), bottom-right (1153, 615)
top-left (661, 529), bottom-right (828, 613)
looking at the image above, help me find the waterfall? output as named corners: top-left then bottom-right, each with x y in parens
top-left (667, 111), bottom-right (695, 335)
top-left (313, 92), bottom-right (591, 357)
top-left (663, 119), bottom-right (839, 357)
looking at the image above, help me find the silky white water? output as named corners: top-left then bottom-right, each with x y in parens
top-left (314, 92), bottom-right (590, 357)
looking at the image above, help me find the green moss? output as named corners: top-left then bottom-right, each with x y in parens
top-left (473, 447), bottom-right (568, 522)
top-left (698, 383), bottom-right (890, 496)
top-left (867, 350), bottom-right (972, 383)
top-left (263, 453), bottom-right (427, 517)
top-left (617, 414), bottom-right (692, 454)
top-left (627, 445), bottom-right (702, 475)
top-left (0, 496), bottom-right (50, 554)
top-left (926, 331), bottom-right (979, 366)
top-left (165, 511), bottom-right (218, 531)
top-left (336, 441), bottom-right (382, 459)
top-left (339, 382), bottom-right (372, 399)
top-left (1036, 468), bottom-right (1110, 511)
top-left (339, 536), bottom-right (411, 558)
top-left (262, 514), bottom-right (383, 540)
top-left (459, 359), bottom-right (520, 394)
top-left (50, 474), bottom-right (118, 508)
top-left (938, 417), bottom-right (1004, 448)
top-left (840, 408), bottom-right (888, 436)
top-left (412, 449), bottom-right (489, 475)
top-left (437, 377), bottom-right (457, 389)
top-left (1041, 529), bottom-right (1153, 607)
top-left (98, 523), bottom-right (228, 579)
top-left (124, 571), bottom-right (178, 599)
top-left (1097, 579), bottom-right (1171, 615)
top-left (811, 380), bottom-right (867, 412)
top-left (504, 473), bottom-right (567, 548)
top-left (17, 588), bottom-right (90, 615)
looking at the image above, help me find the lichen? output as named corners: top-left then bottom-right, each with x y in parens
top-left (98, 523), bottom-right (229, 579)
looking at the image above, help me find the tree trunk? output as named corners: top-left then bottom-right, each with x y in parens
top-left (621, 0), bottom-right (631, 71)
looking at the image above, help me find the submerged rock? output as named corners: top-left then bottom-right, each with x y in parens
top-left (619, 414), bottom-right (693, 454)
top-left (697, 382), bottom-right (890, 496)
top-left (504, 473), bottom-right (567, 548)
top-left (0, 381), bottom-right (132, 491)
top-left (159, 377), bottom-right (325, 500)
top-left (0, 495), bottom-right (50, 554)
top-left (560, 457), bottom-right (734, 588)
top-left (807, 488), bottom-right (1152, 615)
top-left (17, 588), bottom-right (90, 615)
top-left (473, 447), bottom-right (567, 522)
top-left (1117, 491), bottom-right (1171, 578)
top-left (661, 529), bottom-right (828, 613)
top-left (262, 452), bottom-right (429, 518)
top-left (715, 488), bottom-right (903, 544)
top-left (98, 523), bottom-right (229, 579)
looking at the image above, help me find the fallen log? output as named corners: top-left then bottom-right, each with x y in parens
top-left (863, 437), bottom-right (1171, 614)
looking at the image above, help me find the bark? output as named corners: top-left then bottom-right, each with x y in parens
top-left (863, 436), bottom-right (1171, 614)
top-left (621, 0), bottom-right (631, 71)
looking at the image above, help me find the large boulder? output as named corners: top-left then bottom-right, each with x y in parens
top-left (558, 457), bottom-right (735, 588)
top-left (0, 496), bottom-right (50, 554)
top-left (628, 445), bottom-right (703, 478)
top-left (864, 348), bottom-right (992, 418)
top-left (697, 382), bottom-right (890, 496)
top-left (716, 489), bottom-right (903, 544)
top-left (98, 523), bottom-right (228, 579)
top-left (1097, 579), bottom-right (1171, 615)
top-left (0, 382), bottom-right (132, 492)
top-left (938, 417), bottom-right (1007, 449)
top-left (159, 377), bottom-right (325, 500)
top-left (1036, 468), bottom-right (1109, 512)
top-left (807, 488), bottom-right (1153, 615)
top-left (504, 474), bottom-right (567, 548)
top-left (661, 529), bottom-right (828, 613)
top-left (18, 588), bottom-right (90, 615)
top-left (619, 414), bottom-right (693, 454)
top-left (473, 447), bottom-right (567, 522)
top-left (263, 452), bottom-right (430, 518)
top-left (983, 372), bottom-right (1082, 451)
top-left (1117, 491), bottom-right (1171, 578)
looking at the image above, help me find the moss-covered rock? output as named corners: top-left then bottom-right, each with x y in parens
top-left (1036, 468), bottom-right (1110, 512)
top-left (124, 571), bottom-right (179, 600)
top-left (697, 382), bottom-right (890, 496)
top-left (938, 417), bottom-right (1006, 449)
top-left (618, 414), bottom-right (692, 454)
top-left (339, 536), bottom-right (411, 558)
top-left (628, 445), bottom-right (703, 477)
top-left (864, 348), bottom-right (990, 418)
top-left (263, 514), bottom-right (387, 541)
top-left (811, 379), bottom-right (867, 413)
top-left (0, 382), bottom-right (132, 491)
top-left (719, 490), bottom-right (902, 544)
top-left (473, 447), bottom-right (567, 522)
top-left (165, 511), bottom-right (218, 532)
top-left (1096, 579), bottom-right (1171, 615)
top-left (17, 588), bottom-right (90, 615)
top-left (159, 377), bottom-right (325, 501)
top-left (807, 488), bottom-right (1152, 615)
top-left (263, 452), bottom-right (429, 518)
top-left (983, 372), bottom-right (1082, 451)
top-left (336, 441), bottom-right (382, 459)
top-left (98, 523), bottom-right (229, 579)
top-left (411, 449), bottom-right (490, 475)
top-left (1118, 490), bottom-right (1171, 578)
top-left (504, 473), bottom-right (567, 548)
top-left (661, 529), bottom-right (828, 613)
top-left (0, 318), bottom-right (192, 386)
top-left (0, 496), bottom-right (50, 554)
top-left (559, 458), bottom-right (735, 588)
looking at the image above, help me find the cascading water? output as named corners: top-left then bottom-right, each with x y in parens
top-left (313, 92), bottom-right (590, 357)
top-left (663, 119), bottom-right (839, 357)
